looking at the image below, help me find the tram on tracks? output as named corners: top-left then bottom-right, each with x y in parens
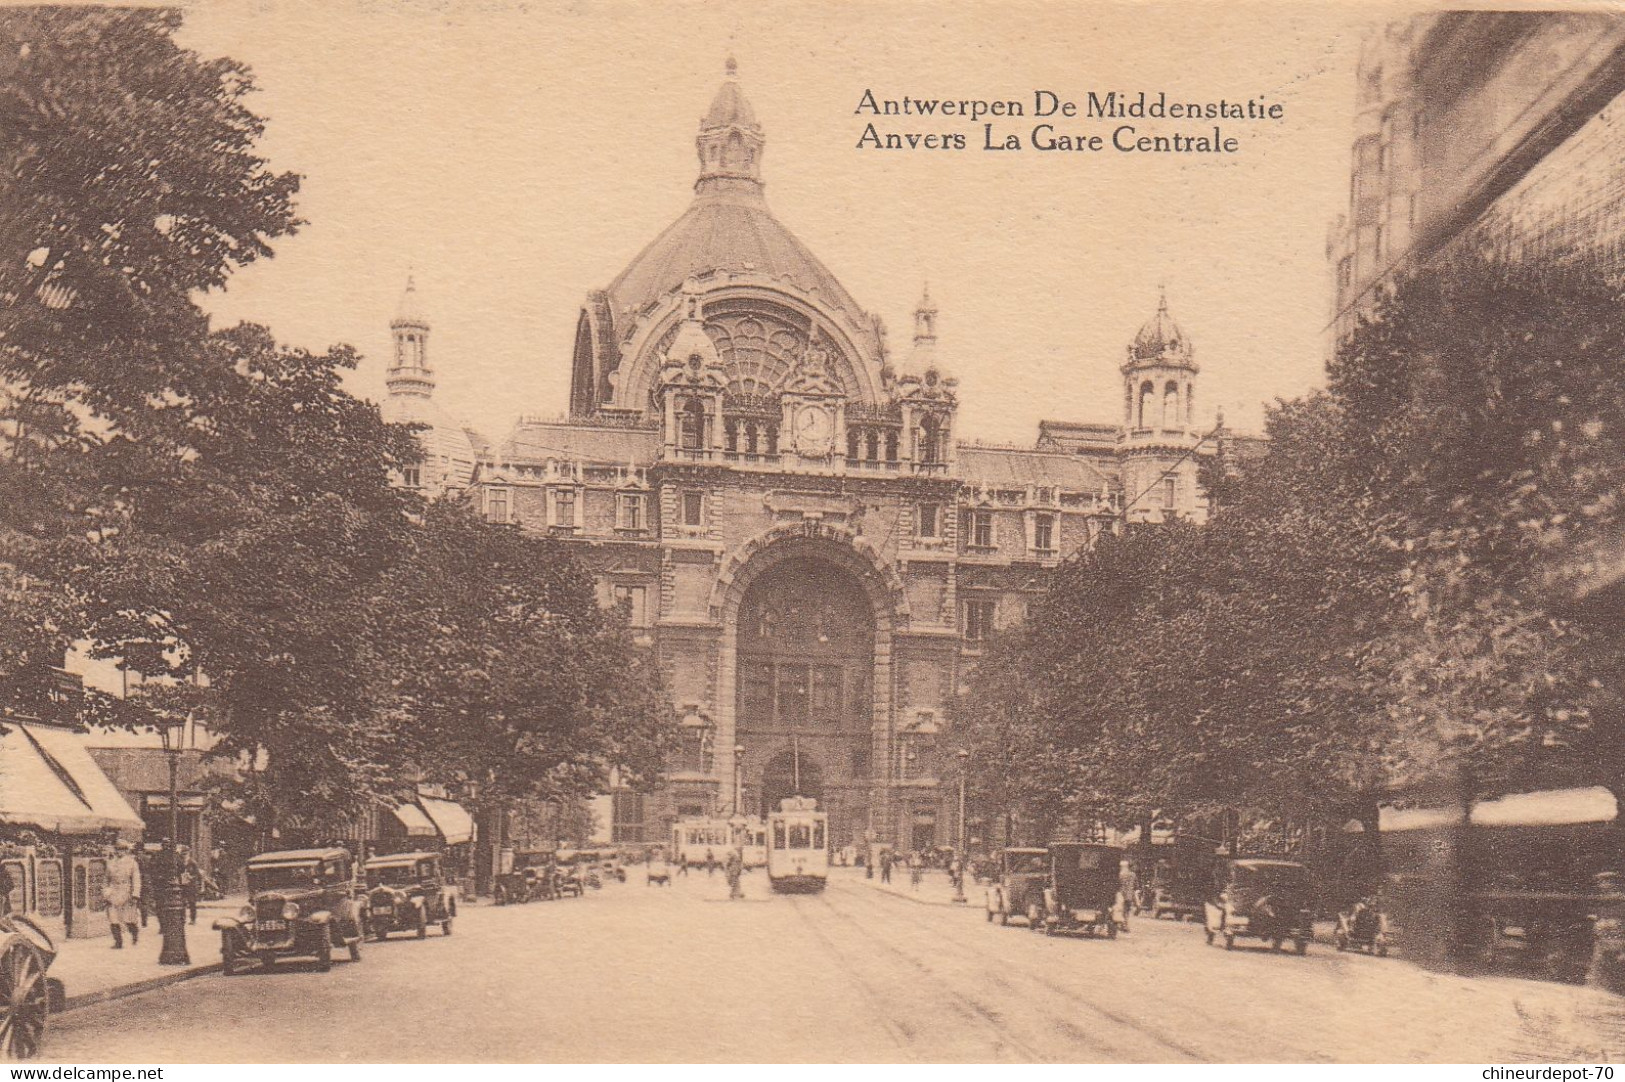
top-left (671, 817), bottom-right (769, 868)
top-left (766, 797), bottom-right (828, 893)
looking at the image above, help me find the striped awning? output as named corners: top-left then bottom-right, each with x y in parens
top-left (418, 796), bottom-right (474, 845)
top-left (391, 803), bottom-right (437, 837)
top-left (0, 721), bottom-right (145, 835)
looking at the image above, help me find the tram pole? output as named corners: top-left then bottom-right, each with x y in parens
top-left (953, 748), bottom-right (970, 904)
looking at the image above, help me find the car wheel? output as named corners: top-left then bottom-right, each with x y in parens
top-left (416, 911), bottom-right (428, 940)
top-left (999, 907), bottom-right (1009, 926)
top-left (1224, 933), bottom-right (1236, 951)
top-left (1376, 944), bottom-right (1389, 958)
top-left (221, 945), bottom-right (239, 977)
top-left (1205, 928), bottom-right (1214, 945)
top-left (1336, 934), bottom-right (1347, 951)
top-left (1106, 920), bottom-right (1118, 940)
top-left (442, 919), bottom-right (453, 936)
top-left (315, 937), bottom-right (333, 973)
top-left (349, 936), bottom-right (362, 963)
top-left (372, 923), bottom-right (388, 942)
top-left (1273, 937), bottom-right (1284, 952)
top-left (0, 940), bottom-right (50, 1060)
top-left (1296, 938), bottom-right (1309, 956)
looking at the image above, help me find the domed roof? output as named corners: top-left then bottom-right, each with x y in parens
top-left (603, 60), bottom-right (865, 327)
top-left (605, 187), bottom-right (864, 325)
top-left (1129, 289), bottom-right (1192, 363)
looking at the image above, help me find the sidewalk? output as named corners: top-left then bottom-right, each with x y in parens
top-left (50, 895), bottom-right (242, 1012)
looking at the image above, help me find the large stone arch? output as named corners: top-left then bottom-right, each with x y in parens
top-left (711, 521), bottom-right (906, 846)
top-left (710, 520), bottom-right (908, 628)
top-left (613, 277), bottom-right (886, 413)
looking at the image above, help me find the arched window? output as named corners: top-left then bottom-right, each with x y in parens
top-left (918, 415), bottom-right (945, 464)
top-left (1138, 382), bottom-right (1154, 429)
top-left (765, 423), bottom-right (779, 456)
top-left (725, 417), bottom-right (739, 452)
top-left (885, 430), bottom-right (899, 462)
top-left (680, 399), bottom-right (707, 451)
top-left (865, 429), bottom-right (879, 462)
top-left (847, 428), bottom-right (860, 461)
top-left (744, 421), bottom-right (759, 455)
top-left (1163, 381), bottom-right (1180, 429)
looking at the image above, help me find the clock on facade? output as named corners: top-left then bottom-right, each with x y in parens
top-left (793, 404), bottom-right (834, 456)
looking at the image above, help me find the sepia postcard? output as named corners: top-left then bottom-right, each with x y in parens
top-left (6, 0), bottom-right (1625, 1068)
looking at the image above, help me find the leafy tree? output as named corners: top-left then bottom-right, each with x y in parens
top-left (376, 503), bottom-right (673, 833)
top-left (0, 7), bottom-right (300, 713)
top-left (78, 325), bottom-right (421, 831)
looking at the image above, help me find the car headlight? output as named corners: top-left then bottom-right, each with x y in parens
top-left (281, 902), bottom-right (299, 921)
top-left (238, 905), bottom-right (254, 922)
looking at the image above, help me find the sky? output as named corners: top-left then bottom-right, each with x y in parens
top-left (172, 0), bottom-right (1373, 447)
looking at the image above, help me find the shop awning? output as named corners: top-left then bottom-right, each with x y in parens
top-left (390, 803), bottom-right (437, 837)
top-left (0, 720), bottom-right (145, 835)
top-left (418, 796), bottom-right (474, 845)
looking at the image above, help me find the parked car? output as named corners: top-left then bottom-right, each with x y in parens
top-left (213, 848), bottom-right (368, 974)
top-left (1204, 857), bottom-right (1314, 954)
top-left (1335, 894), bottom-right (1390, 956)
top-left (0, 904), bottom-right (66, 1060)
top-left (364, 851), bottom-right (455, 939)
top-left (984, 847), bottom-right (1050, 927)
top-left (1034, 843), bottom-right (1122, 937)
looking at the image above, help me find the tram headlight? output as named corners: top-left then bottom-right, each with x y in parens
top-left (282, 902), bottom-right (300, 921)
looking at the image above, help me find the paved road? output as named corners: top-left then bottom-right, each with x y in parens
top-left (42, 869), bottom-right (1625, 1062)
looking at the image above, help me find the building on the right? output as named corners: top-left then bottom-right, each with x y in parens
top-left (1328, 13), bottom-right (1625, 340)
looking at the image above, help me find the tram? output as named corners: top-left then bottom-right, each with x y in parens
top-left (765, 797), bottom-right (829, 893)
top-left (671, 817), bottom-right (769, 868)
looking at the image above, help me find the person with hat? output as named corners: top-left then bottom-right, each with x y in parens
top-left (104, 840), bottom-right (142, 949)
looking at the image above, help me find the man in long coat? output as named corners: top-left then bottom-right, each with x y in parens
top-left (105, 840), bottom-right (142, 948)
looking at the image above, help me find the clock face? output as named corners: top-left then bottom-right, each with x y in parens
top-left (794, 405), bottom-right (833, 455)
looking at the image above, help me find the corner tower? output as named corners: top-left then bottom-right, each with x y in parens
top-left (382, 276), bottom-right (477, 494)
top-left (1119, 289), bottom-right (1202, 522)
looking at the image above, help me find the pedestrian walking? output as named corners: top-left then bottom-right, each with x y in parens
top-left (676, 856), bottom-right (689, 877)
top-left (725, 848), bottom-right (744, 900)
top-left (879, 849), bottom-right (892, 884)
top-left (1118, 861), bottom-right (1138, 932)
top-left (135, 848), bottom-right (155, 928)
top-left (178, 845), bottom-right (200, 925)
top-left (104, 840), bottom-right (142, 949)
top-left (909, 851), bottom-right (923, 890)
top-left (705, 848), bottom-right (717, 876)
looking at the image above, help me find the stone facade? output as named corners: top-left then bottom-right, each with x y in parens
top-left (1327, 13), bottom-right (1625, 338)
top-left (388, 62), bottom-right (1234, 850)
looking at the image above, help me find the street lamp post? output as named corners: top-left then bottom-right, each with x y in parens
top-left (952, 747), bottom-right (970, 904)
top-left (733, 744), bottom-right (745, 816)
top-left (156, 716), bottom-right (190, 966)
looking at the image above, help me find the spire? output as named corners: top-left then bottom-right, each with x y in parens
top-left (913, 283), bottom-right (938, 347)
top-left (696, 56), bottom-right (765, 191)
top-left (388, 275), bottom-right (433, 399)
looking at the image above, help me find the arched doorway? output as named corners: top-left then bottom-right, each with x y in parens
top-left (760, 749), bottom-right (824, 817)
top-left (735, 557), bottom-right (875, 846)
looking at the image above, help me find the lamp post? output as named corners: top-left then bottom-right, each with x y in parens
top-left (156, 716), bottom-right (190, 966)
top-left (733, 744), bottom-right (745, 816)
top-left (952, 747), bottom-right (970, 904)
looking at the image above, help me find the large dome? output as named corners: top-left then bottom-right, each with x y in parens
top-left (604, 181), bottom-right (865, 326)
top-left (570, 61), bottom-right (880, 417)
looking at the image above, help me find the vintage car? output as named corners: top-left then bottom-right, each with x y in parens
top-left (1034, 843), bottom-right (1122, 937)
top-left (0, 904), bottom-right (66, 1060)
top-left (364, 851), bottom-right (455, 939)
top-left (1204, 857), bottom-right (1314, 954)
top-left (1136, 834), bottom-right (1220, 921)
top-left (984, 847), bottom-right (1050, 927)
top-left (213, 848), bottom-right (368, 974)
top-left (1335, 895), bottom-right (1390, 956)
